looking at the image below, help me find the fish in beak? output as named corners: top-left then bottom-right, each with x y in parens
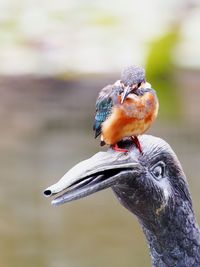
top-left (43, 145), bottom-right (141, 206)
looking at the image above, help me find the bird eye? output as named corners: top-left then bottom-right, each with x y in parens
top-left (151, 162), bottom-right (165, 181)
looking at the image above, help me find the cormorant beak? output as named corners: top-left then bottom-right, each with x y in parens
top-left (43, 147), bottom-right (141, 206)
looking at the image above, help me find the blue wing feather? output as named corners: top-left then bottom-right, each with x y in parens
top-left (94, 97), bottom-right (113, 138)
top-left (93, 84), bottom-right (122, 138)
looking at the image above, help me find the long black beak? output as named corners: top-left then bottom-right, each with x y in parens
top-left (43, 146), bottom-right (141, 206)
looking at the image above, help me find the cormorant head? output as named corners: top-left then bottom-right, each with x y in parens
top-left (44, 135), bottom-right (192, 229)
top-left (120, 65), bottom-right (146, 103)
top-left (44, 135), bottom-right (200, 267)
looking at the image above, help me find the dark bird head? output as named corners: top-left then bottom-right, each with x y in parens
top-left (120, 65), bottom-right (146, 103)
top-left (44, 135), bottom-right (200, 266)
top-left (44, 135), bottom-right (191, 219)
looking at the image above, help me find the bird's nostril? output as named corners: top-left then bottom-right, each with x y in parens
top-left (43, 189), bottom-right (52, 197)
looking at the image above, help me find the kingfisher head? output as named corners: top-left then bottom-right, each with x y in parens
top-left (120, 65), bottom-right (146, 103)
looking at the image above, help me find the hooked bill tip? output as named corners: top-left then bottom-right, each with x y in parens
top-left (43, 189), bottom-right (53, 197)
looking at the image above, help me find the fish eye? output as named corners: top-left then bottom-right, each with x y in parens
top-left (151, 162), bottom-right (165, 181)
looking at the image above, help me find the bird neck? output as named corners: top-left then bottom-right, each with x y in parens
top-left (140, 201), bottom-right (200, 267)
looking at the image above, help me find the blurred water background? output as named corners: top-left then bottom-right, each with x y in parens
top-left (0, 0), bottom-right (200, 267)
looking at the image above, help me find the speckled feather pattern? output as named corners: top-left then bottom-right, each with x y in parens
top-left (93, 82), bottom-right (123, 138)
top-left (44, 134), bottom-right (200, 267)
top-left (102, 88), bottom-right (159, 145)
top-left (112, 136), bottom-right (200, 267)
top-left (121, 65), bottom-right (146, 86)
top-left (94, 65), bottom-right (147, 141)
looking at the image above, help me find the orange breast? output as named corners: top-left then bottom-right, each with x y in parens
top-left (102, 92), bottom-right (159, 145)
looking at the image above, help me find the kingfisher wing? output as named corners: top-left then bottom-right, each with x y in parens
top-left (93, 85), bottom-right (115, 138)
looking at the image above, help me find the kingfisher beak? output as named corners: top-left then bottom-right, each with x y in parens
top-left (121, 83), bottom-right (138, 104)
top-left (43, 145), bottom-right (141, 206)
top-left (121, 85), bottom-right (131, 104)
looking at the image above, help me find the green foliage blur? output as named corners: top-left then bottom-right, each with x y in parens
top-left (146, 28), bottom-right (182, 120)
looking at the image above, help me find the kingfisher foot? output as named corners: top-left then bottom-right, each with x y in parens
top-left (113, 144), bottom-right (129, 153)
top-left (131, 136), bottom-right (143, 154)
top-left (100, 140), bottom-right (106, 146)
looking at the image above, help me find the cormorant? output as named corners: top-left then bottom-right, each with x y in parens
top-left (44, 135), bottom-right (200, 266)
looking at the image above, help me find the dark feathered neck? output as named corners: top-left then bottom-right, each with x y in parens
top-left (111, 138), bottom-right (200, 266)
top-left (141, 198), bottom-right (200, 267)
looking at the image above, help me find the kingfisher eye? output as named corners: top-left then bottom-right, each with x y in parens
top-left (151, 162), bottom-right (165, 180)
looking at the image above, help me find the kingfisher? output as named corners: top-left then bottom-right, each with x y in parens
top-left (93, 65), bottom-right (159, 153)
